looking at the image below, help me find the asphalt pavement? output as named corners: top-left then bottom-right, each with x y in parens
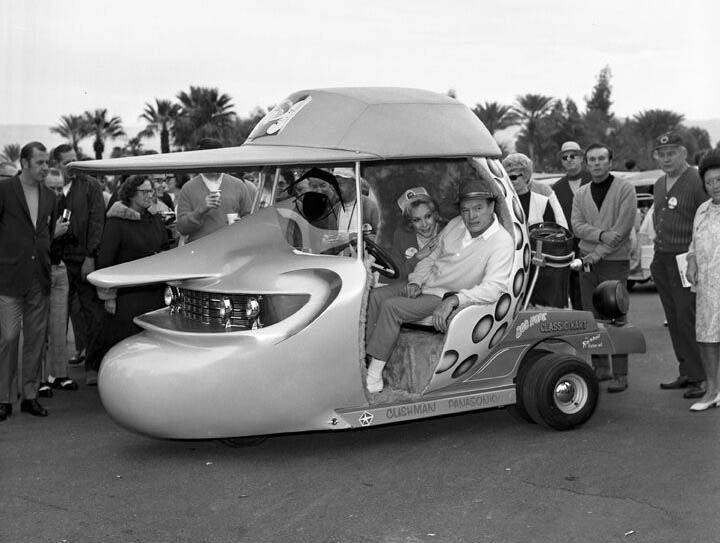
top-left (2, 284), bottom-right (719, 543)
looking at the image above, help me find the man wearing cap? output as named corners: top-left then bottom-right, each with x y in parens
top-left (331, 167), bottom-right (379, 233)
top-left (651, 132), bottom-right (708, 398)
top-left (364, 178), bottom-right (514, 393)
top-left (553, 141), bottom-right (591, 309)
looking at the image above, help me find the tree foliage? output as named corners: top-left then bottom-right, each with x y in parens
top-left (585, 65), bottom-right (613, 122)
top-left (140, 99), bottom-right (181, 153)
top-left (472, 101), bottom-right (519, 135)
top-left (173, 86), bottom-right (236, 150)
top-left (513, 93), bottom-right (556, 165)
top-left (49, 114), bottom-right (90, 157)
top-left (83, 109), bottom-right (125, 159)
top-left (1, 143), bottom-right (21, 164)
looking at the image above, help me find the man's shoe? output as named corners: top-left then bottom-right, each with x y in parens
top-left (684, 382), bottom-right (707, 399)
top-left (0, 403), bottom-right (11, 421)
top-left (85, 370), bottom-right (98, 386)
top-left (38, 382), bottom-right (53, 398)
top-left (607, 375), bottom-right (628, 393)
top-left (48, 376), bottom-right (79, 391)
top-left (68, 352), bottom-right (86, 366)
top-left (365, 372), bottom-right (384, 394)
top-left (20, 399), bottom-right (49, 417)
top-left (660, 376), bottom-right (690, 389)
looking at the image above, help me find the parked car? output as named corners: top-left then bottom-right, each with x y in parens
top-left (73, 88), bottom-right (646, 441)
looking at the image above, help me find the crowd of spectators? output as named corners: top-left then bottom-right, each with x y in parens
top-left (0, 138), bottom-right (256, 420)
top-left (0, 130), bottom-right (717, 419)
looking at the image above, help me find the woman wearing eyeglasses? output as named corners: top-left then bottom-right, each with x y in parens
top-left (502, 153), bottom-right (569, 308)
top-left (685, 150), bottom-right (720, 411)
top-left (85, 176), bottom-right (169, 378)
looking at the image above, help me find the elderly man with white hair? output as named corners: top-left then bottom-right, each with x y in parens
top-left (502, 152), bottom-right (568, 308)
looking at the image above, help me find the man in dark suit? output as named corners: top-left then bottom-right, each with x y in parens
top-left (52, 144), bottom-right (106, 385)
top-left (0, 142), bottom-right (67, 420)
top-left (552, 141), bottom-right (591, 309)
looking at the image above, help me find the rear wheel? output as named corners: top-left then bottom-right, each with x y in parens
top-left (521, 353), bottom-right (599, 430)
top-left (510, 349), bottom-right (550, 424)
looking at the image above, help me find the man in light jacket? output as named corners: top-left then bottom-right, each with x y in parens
top-left (572, 143), bottom-right (637, 392)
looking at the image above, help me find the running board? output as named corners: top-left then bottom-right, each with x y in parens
top-left (335, 386), bottom-right (516, 428)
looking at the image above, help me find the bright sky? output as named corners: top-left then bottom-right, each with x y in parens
top-left (2, 0), bottom-right (718, 126)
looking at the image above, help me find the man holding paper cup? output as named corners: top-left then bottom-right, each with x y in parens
top-left (176, 139), bottom-right (256, 243)
top-left (651, 132), bottom-right (709, 398)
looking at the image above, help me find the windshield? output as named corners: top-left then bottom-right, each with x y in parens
top-left (255, 158), bottom-right (514, 260)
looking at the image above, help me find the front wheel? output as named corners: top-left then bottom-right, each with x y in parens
top-left (520, 353), bottom-right (599, 430)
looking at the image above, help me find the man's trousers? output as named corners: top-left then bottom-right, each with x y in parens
top-left (366, 282), bottom-right (441, 362)
top-left (650, 252), bottom-right (704, 381)
top-left (0, 282), bottom-right (50, 402)
top-left (579, 259), bottom-right (629, 376)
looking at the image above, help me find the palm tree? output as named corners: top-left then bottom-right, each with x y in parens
top-left (83, 109), bottom-right (125, 159)
top-left (472, 101), bottom-right (519, 135)
top-left (49, 114), bottom-right (89, 156)
top-left (513, 94), bottom-right (556, 164)
top-left (140, 99), bottom-right (181, 153)
top-left (1, 143), bottom-right (21, 164)
top-left (632, 109), bottom-right (685, 143)
top-left (173, 86), bottom-right (235, 150)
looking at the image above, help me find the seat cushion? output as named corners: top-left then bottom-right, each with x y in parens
top-left (384, 328), bottom-right (445, 393)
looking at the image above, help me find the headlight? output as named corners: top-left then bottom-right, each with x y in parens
top-left (164, 285), bottom-right (181, 312)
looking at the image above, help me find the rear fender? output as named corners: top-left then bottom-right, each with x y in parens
top-left (557, 323), bottom-right (646, 356)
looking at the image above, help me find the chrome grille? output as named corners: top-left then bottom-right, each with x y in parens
top-left (177, 288), bottom-right (260, 328)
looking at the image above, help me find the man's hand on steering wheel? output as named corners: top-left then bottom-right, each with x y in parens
top-left (432, 295), bottom-right (459, 333)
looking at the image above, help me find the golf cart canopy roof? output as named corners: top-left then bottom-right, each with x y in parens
top-left (68, 87), bottom-right (501, 175)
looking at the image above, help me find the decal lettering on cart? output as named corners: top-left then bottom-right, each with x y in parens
top-left (515, 312), bottom-right (548, 339)
top-left (582, 334), bottom-right (603, 349)
top-left (386, 402), bottom-right (437, 419)
top-left (539, 320), bottom-right (588, 334)
top-left (263, 95), bottom-right (312, 135)
top-left (358, 411), bottom-right (374, 427)
top-left (448, 393), bottom-right (502, 410)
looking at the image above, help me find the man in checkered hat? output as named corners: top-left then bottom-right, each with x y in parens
top-left (652, 132), bottom-right (709, 398)
top-left (364, 177), bottom-right (514, 393)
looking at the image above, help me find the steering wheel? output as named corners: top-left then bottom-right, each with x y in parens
top-left (363, 237), bottom-right (400, 280)
top-left (328, 235), bottom-right (400, 279)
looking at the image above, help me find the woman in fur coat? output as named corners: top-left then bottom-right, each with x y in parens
top-left (86, 176), bottom-right (169, 376)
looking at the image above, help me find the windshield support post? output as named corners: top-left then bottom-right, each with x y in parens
top-left (355, 161), bottom-right (364, 261)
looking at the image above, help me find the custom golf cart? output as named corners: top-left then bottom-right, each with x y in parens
top-left (77, 88), bottom-right (646, 440)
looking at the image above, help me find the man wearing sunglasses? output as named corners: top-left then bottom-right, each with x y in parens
top-left (651, 132), bottom-right (709, 398)
top-left (553, 141), bottom-right (591, 310)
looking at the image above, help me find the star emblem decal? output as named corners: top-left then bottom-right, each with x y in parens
top-left (359, 411), bottom-right (374, 427)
